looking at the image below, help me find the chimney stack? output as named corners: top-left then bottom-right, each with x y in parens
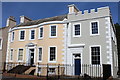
top-left (20, 15), bottom-right (32, 23)
top-left (68, 4), bottom-right (79, 14)
top-left (6, 16), bottom-right (16, 27)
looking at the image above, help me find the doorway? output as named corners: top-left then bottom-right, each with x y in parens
top-left (74, 54), bottom-right (81, 75)
top-left (29, 49), bottom-right (34, 66)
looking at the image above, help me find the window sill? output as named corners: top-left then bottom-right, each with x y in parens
top-left (90, 34), bottom-right (100, 37)
top-left (38, 61), bottom-right (42, 62)
top-left (73, 35), bottom-right (81, 38)
top-left (19, 40), bottom-right (25, 41)
top-left (17, 60), bottom-right (23, 62)
top-left (48, 61), bottom-right (56, 63)
top-left (49, 36), bottom-right (57, 39)
top-left (38, 38), bottom-right (43, 40)
top-left (29, 39), bottom-right (35, 40)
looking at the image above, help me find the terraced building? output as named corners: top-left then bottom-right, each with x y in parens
top-left (6, 4), bottom-right (118, 78)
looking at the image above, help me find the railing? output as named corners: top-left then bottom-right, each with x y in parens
top-left (4, 62), bottom-right (103, 79)
top-left (36, 63), bottom-right (102, 78)
top-left (81, 64), bottom-right (102, 78)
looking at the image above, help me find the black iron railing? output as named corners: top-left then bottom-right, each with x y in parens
top-left (4, 62), bottom-right (103, 79)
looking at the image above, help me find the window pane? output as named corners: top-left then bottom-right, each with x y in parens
top-left (74, 24), bottom-right (80, 36)
top-left (91, 22), bottom-right (98, 34)
top-left (50, 47), bottom-right (56, 61)
top-left (39, 48), bottom-right (42, 61)
top-left (18, 49), bottom-right (23, 60)
top-left (10, 49), bottom-right (13, 60)
top-left (12, 32), bottom-right (15, 41)
top-left (91, 47), bottom-right (100, 65)
top-left (40, 27), bottom-right (43, 38)
top-left (31, 30), bottom-right (35, 39)
top-left (51, 26), bottom-right (56, 36)
top-left (20, 31), bottom-right (25, 40)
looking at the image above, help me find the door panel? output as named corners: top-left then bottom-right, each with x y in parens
top-left (75, 59), bottom-right (81, 75)
top-left (31, 53), bottom-right (34, 65)
top-left (29, 49), bottom-right (34, 66)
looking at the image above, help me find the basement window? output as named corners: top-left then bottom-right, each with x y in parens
top-left (48, 68), bottom-right (56, 74)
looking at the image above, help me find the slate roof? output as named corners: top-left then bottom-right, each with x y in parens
top-left (17, 14), bottom-right (67, 27)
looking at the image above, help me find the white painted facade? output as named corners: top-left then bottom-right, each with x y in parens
top-left (65, 4), bottom-right (118, 78)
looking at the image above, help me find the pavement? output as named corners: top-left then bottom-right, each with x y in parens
top-left (1, 73), bottom-right (120, 80)
top-left (1, 73), bottom-right (46, 80)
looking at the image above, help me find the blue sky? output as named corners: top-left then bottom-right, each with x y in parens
top-left (2, 2), bottom-right (119, 27)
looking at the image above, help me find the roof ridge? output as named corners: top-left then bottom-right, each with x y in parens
top-left (30, 14), bottom-right (67, 22)
top-left (16, 14), bottom-right (67, 27)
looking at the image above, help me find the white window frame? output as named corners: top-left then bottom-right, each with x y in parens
top-left (49, 25), bottom-right (57, 38)
top-left (10, 49), bottom-right (13, 61)
top-left (38, 26), bottom-right (44, 39)
top-left (89, 45), bottom-right (101, 65)
top-left (48, 46), bottom-right (57, 63)
top-left (11, 31), bottom-right (15, 42)
top-left (29, 29), bottom-right (36, 40)
top-left (73, 23), bottom-right (81, 37)
top-left (0, 38), bottom-right (2, 50)
top-left (19, 30), bottom-right (25, 41)
top-left (38, 47), bottom-right (43, 62)
top-left (17, 48), bottom-right (24, 62)
top-left (90, 21), bottom-right (99, 36)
